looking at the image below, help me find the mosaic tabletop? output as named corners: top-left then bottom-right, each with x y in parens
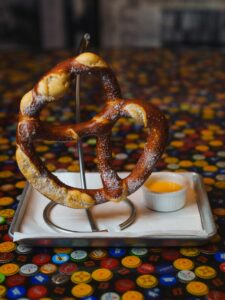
top-left (0, 48), bottom-right (225, 299)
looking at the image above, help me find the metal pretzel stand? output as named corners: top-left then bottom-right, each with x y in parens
top-left (43, 34), bottom-right (136, 233)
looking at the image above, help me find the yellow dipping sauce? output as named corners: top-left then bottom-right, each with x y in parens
top-left (146, 181), bottom-right (183, 193)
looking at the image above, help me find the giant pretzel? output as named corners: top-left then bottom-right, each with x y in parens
top-left (16, 52), bottom-right (168, 209)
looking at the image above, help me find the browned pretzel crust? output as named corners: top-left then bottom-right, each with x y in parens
top-left (16, 52), bottom-right (168, 209)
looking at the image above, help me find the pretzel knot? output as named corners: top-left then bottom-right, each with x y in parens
top-left (16, 52), bottom-right (168, 209)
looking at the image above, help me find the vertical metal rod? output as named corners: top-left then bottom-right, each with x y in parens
top-left (76, 34), bottom-right (98, 231)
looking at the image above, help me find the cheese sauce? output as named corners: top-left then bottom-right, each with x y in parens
top-left (146, 181), bottom-right (183, 193)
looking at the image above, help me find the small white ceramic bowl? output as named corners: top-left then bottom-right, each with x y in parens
top-left (142, 172), bottom-right (188, 212)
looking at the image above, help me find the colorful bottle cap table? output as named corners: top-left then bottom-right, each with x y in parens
top-left (0, 48), bottom-right (224, 298)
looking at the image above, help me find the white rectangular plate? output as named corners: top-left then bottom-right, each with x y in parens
top-left (9, 172), bottom-right (216, 247)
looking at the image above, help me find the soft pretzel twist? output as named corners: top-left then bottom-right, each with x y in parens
top-left (16, 52), bottom-right (168, 209)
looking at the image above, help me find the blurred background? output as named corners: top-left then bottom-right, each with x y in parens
top-left (1, 0), bottom-right (225, 51)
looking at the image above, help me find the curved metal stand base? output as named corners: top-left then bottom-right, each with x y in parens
top-left (43, 199), bottom-right (136, 233)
